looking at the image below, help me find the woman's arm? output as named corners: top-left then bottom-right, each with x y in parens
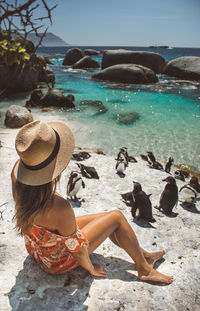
top-left (71, 246), bottom-right (108, 277)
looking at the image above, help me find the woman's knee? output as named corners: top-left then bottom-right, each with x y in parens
top-left (108, 210), bottom-right (126, 222)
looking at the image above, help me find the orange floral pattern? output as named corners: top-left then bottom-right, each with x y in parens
top-left (24, 224), bottom-right (89, 274)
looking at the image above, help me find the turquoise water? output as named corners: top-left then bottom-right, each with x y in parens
top-left (1, 46), bottom-right (200, 171)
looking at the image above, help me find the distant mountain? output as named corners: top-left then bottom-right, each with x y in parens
top-left (28, 32), bottom-right (70, 47)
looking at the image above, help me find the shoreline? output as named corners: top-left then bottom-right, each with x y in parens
top-left (0, 127), bottom-right (200, 310)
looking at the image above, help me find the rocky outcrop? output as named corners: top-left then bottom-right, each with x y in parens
top-left (163, 56), bottom-right (200, 80)
top-left (14, 36), bottom-right (35, 53)
top-left (84, 49), bottom-right (99, 55)
top-left (39, 88), bottom-right (75, 109)
top-left (5, 105), bottom-right (33, 128)
top-left (0, 56), bottom-right (55, 94)
top-left (92, 64), bottom-right (158, 84)
top-left (72, 56), bottom-right (100, 69)
top-left (79, 100), bottom-right (107, 114)
top-left (113, 112), bottom-right (140, 125)
top-left (63, 48), bottom-right (84, 66)
top-left (101, 49), bottom-right (166, 73)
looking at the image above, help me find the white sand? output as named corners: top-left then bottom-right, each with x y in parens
top-left (0, 126), bottom-right (200, 311)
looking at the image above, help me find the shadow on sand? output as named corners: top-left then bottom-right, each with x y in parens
top-left (132, 218), bottom-right (157, 229)
top-left (8, 251), bottom-right (168, 310)
top-left (180, 203), bottom-right (200, 214)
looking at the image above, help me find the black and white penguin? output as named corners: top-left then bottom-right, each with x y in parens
top-left (67, 171), bottom-right (85, 201)
top-left (156, 176), bottom-right (178, 214)
top-left (147, 151), bottom-right (163, 171)
top-left (179, 184), bottom-right (198, 206)
top-left (165, 157), bottom-right (174, 174)
top-left (76, 163), bottom-right (99, 179)
top-left (147, 151), bottom-right (156, 163)
top-left (121, 191), bottom-right (134, 207)
top-left (116, 147), bottom-right (129, 167)
top-left (174, 170), bottom-right (186, 181)
top-left (140, 154), bottom-right (150, 162)
top-left (189, 176), bottom-right (200, 193)
top-left (72, 151), bottom-right (91, 161)
top-left (131, 181), bottom-right (156, 223)
top-left (115, 156), bottom-right (127, 175)
top-left (127, 155), bottom-right (137, 163)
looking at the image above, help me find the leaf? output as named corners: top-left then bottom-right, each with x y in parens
top-left (23, 53), bottom-right (30, 60)
top-left (19, 47), bottom-right (26, 53)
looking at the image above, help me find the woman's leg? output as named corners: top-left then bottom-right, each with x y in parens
top-left (78, 210), bottom-right (173, 283)
top-left (76, 212), bottom-right (165, 267)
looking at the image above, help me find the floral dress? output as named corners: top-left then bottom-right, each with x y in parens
top-left (24, 224), bottom-right (89, 274)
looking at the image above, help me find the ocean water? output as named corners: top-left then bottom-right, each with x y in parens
top-left (1, 46), bottom-right (200, 172)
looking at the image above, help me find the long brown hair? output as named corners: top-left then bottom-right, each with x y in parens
top-left (12, 176), bottom-right (60, 235)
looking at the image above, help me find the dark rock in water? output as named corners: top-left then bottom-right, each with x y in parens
top-left (92, 64), bottom-right (158, 84)
top-left (164, 56), bottom-right (200, 80)
top-left (63, 48), bottom-right (84, 66)
top-left (84, 49), bottom-right (99, 56)
top-left (72, 56), bottom-right (99, 69)
top-left (113, 112), bottom-right (140, 125)
top-left (79, 100), bottom-right (107, 114)
top-left (39, 88), bottom-right (75, 109)
top-left (25, 89), bottom-right (43, 107)
top-left (101, 49), bottom-right (166, 73)
top-left (5, 105), bottom-right (33, 128)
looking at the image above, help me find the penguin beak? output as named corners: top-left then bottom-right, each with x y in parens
top-left (162, 178), bottom-right (167, 182)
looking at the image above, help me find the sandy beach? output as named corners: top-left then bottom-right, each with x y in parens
top-left (0, 125), bottom-right (200, 311)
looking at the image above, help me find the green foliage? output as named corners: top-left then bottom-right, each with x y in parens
top-left (0, 38), bottom-right (30, 66)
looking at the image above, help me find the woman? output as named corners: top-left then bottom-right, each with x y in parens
top-left (12, 120), bottom-right (173, 283)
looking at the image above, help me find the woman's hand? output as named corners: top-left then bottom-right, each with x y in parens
top-left (90, 264), bottom-right (108, 277)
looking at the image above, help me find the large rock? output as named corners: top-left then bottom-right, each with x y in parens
top-left (84, 49), bottom-right (99, 55)
top-left (63, 48), bottom-right (84, 65)
top-left (5, 105), bottom-right (33, 128)
top-left (72, 56), bottom-right (99, 69)
top-left (113, 112), bottom-right (140, 125)
top-left (0, 64), bottom-right (39, 93)
top-left (92, 64), bottom-right (158, 84)
top-left (14, 36), bottom-right (35, 53)
top-left (163, 56), bottom-right (200, 80)
top-left (0, 55), bottom-right (55, 94)
top-left (39, 88), bottom-right (75, 109)
top-left (79, 100), bottom-right (107, 114)
top-left (101, 49), bottom-right (166, 73)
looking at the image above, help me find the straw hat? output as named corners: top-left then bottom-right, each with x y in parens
top-left (14, 120), bottom-right (75, 186)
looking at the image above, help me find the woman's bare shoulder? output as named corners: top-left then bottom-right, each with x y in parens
top-left (50, 194), bottom-right (76, 236)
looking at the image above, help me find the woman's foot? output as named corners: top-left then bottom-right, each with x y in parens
top-left (138, 267), bottom-right (174, 284)
top-left (145, 250), bottom-right (165, 267)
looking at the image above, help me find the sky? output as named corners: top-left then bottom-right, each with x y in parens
top-left (27, 0), bottom-right (200, 47)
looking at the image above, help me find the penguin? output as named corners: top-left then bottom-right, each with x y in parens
top-left (115, 156), bottom-right (126, 175)
top-left (121, 191), bottom-right (134, 207)
top-left (174, 170), bottom-right (186, 181)
top-left (76, 163), bottom-right (99, 179)
top-left (127, 155), bottom-right (137, 163)
top-left (72, 151), bottom-right (91, 161)
top-left (147, 151), bottom-right (156, 163)
top-left (156, 176), bottom-right (178, 214)
top-left (67, 171), bottom-right (85, 201)
top-left (189, 176), bottom-right (200, 193)
top-left (131, 181), bottom-right (156, 223)
top-left (140, 154), bottom-right (149, 162)
top-left (165, 157), bottom-right (174, 174)
top-left (179, 184), bottom-right (198, 207)
top-left (116, 147), bottom-right (129, 167)
top-left (147, 151), bottom-right (163, 171)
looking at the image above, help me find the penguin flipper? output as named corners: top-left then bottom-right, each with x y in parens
top-left (82, 181), bottom-right (85, 188)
